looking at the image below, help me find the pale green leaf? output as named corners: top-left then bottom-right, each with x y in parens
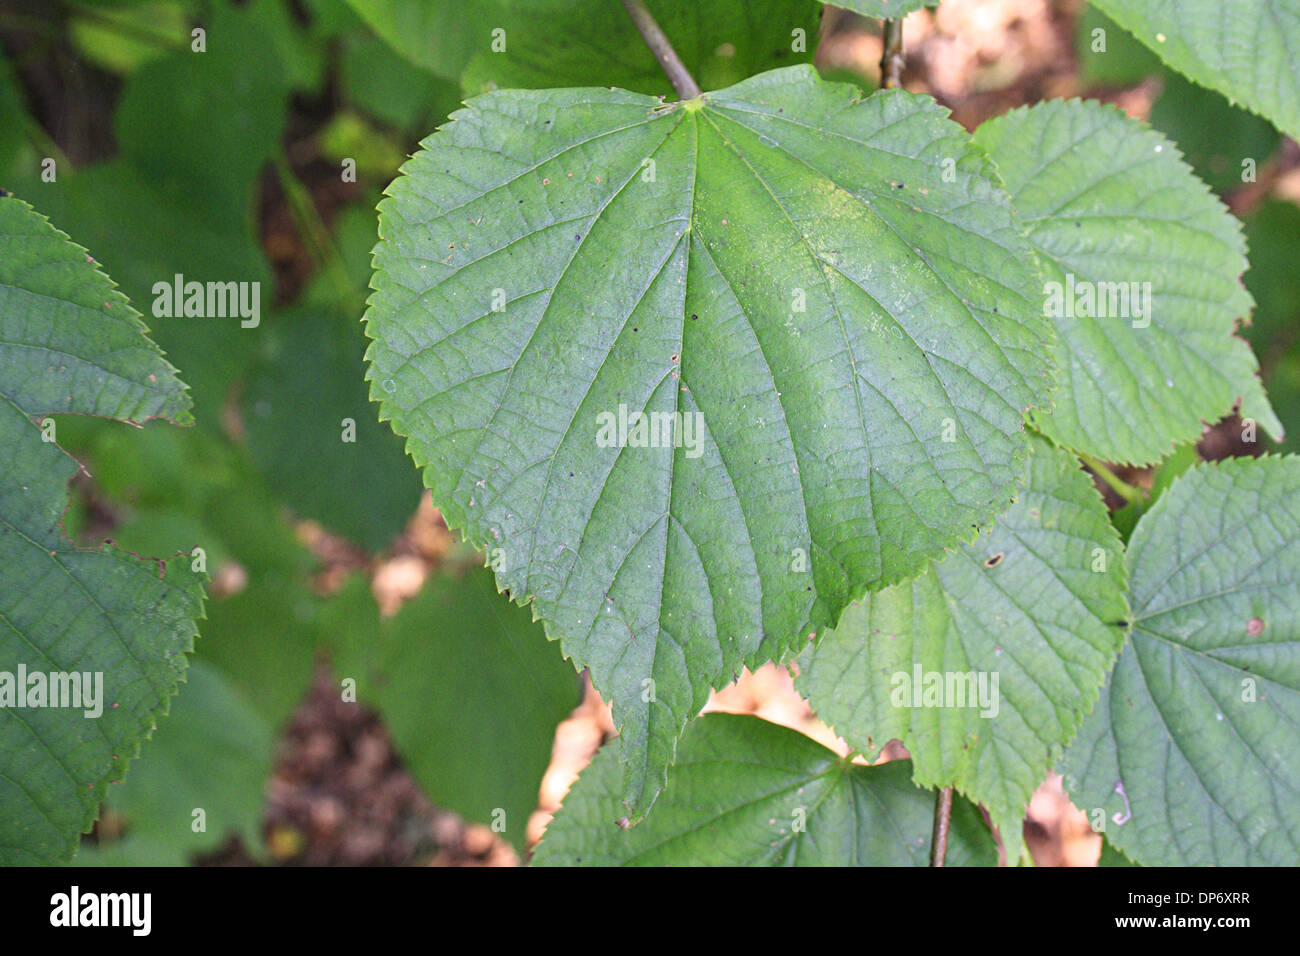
top-left (975, 98), bottom-right (1280, 465)
top-left (798, 434), bottom-right (1128, 863)
top-left (0, 197), bottom-right (205, 864)
top-left (1061, 455), bottom-right (1300, 865)
top-left (1090, 0), bottom-right (1300, 140)
top-left (532, 712), bottom-right (997, 866)
top-left (365, 66), bottom-right (1055, 815)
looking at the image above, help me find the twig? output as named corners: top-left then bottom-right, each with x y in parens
top-left (1079, 453), bottom-right (1144, 506)
top-left (620, 0), bottom-right (702, 100)
top-left (930, 785), bottom-right (953, 866)
top-left (880, 18), bottom-right (905, 89)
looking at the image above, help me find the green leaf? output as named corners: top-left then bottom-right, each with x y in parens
top-left (1075, 5), bottom-right (1163, 86)
top-left (1089, 0), bottom-right (1300, 139)
top-left (1149, 71), bottom-right (1280, 194)
top-left (365, 66), bottom-right (1055, 815)
top-left (797, 434), bottom-right (1129, 863)
top-left (344, 0), bottom-right (505, 80)
top-left (327, 569), bottom-right (581, 853)
top-left (113, 2), bottom-right (291, 219)
top-left (532, 712), bottom-right (997, 866)
top-left (242, 303), bottom-right (423, 551)
top-left (0, 197), bottom-right (205, 864)
top-left (461, 0), bottom-right (822, 99)
top-left (827, 1), bottom-right (931, 18)
top-left (75, 660), bottom-right (273, 866)
top-left (10, 163), bottom-right (271, 429)
top-left (350, 0), bottom-right (821, 93)
top-left (1061, 455), bottom-right (1300, 866)
top-left (975, 98), bottom-right (1280, 465)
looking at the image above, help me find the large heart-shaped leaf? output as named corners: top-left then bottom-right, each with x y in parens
top-left (1061, 455), bottom-right (1300, 866)
top-left (532, 712), bottom-right (997, 866)
top-left (366, 66), bottom-right (1054, 815)
top-left (1090, 0), bottom-right (1300, 140)
top-left (798, 434), bottom-right (1129, 862)
top-left (975, 98), bottom-right (1279, 465)
top-left (0, 196), bottom-right (205, 864)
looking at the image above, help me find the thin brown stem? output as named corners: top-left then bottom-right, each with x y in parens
top-left (880, 18), bottom-right (905, 89)
top-left (620, 0), bottom-right (702, 100)
top-left (930, 786), bottom-right (953, 866)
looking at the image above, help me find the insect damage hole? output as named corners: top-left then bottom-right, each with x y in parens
top-left (983, 552), bottom-right (1005, 568)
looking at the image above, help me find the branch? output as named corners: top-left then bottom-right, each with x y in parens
top-left (880, 18), bottom-right (905, 89)
top-left (621, 0), bottom-right (702, 100)
top-left (930, 785), bottom-right (953, 866)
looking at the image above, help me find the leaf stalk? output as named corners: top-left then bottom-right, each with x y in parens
top-left (620, 0), bottom-right (702, 101)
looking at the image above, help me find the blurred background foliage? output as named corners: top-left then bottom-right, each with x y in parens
top-left (0, 0), bottom-right (1294, 865)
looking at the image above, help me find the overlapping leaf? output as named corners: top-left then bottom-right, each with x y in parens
top-left (827, 1), bottom-right (931, 18)
top-left (533, 712), bottom-right (997, 866)
top-left (0, 197), bottom-right (205, 864)
top-left (1090, 0), bottom-right (1300, 139)
top-left (327, 570), bottom-right (581, 852)
top-left (365, 66), bottom-right (1055, 815)
top-left (461, 0), bottom-right (822, 98)
top-left (975, 98), bottom-right (1280, 465)
top-left (1061, 455), bottom-right (1300, 866)
top-left (798, 434), bottom-right (1128, 863)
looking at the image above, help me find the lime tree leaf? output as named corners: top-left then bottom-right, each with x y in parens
top-left (1075, 5), bottom-right (1163, 87)
top-left (344, 0), bottom-right (505, 80)
top-left (1089, 0), bottom-right (1300, 140)
top-left (365, 66), bottom-right (1055, 815)
top-left (11, 162), bottom-right (270, 429)
top-left (113, 1), bottom-right (291, 219)
top-left (0, 196), bottom-right (205, 864)
top-left (243, 303), bottom-right (423, 551)
top-left (827, 1), bottom-right (931, 18)
top-left (797, 434), bottom-right (1128, 863)
top-left (532, 712), bottom-right (997, 866)
top-left (327, 570), bottom-right (581, 853)
top-left (242, 207), bottom-right (423, 551)
top-left (1061, 455), bottom-right (1300, 866)
top-left (1149, 71), bottom-right (1280, 194)
top-left (975, 98), bottom-right (1280, 466)
top-left (75, 660), bottom-right (273, 867)
top-left (462, 0), bottom-right (822, 98)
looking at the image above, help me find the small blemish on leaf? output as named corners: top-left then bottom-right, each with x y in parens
top-left (1247, 617), bottom-right (1265, 636)
top-left (984, 552), bottom-right (1004, 568)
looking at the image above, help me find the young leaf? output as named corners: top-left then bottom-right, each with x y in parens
top-left (975, 98), bottom-right (1280, 466)
top-left (1088, 0), bottom-right (1300, 140)
top-left (326, 570), bottom-right (581, 853)
top-left (0, 197), bottom-right (205, 864)
top-left (798, 434), bottom-right (1129, 863)
top-left (1061, 455), bottom-right (1300, 866)
top-left (365, 66), bottom-right (1055, 815)
top-left (532, 712), bottom-right (997, 866)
